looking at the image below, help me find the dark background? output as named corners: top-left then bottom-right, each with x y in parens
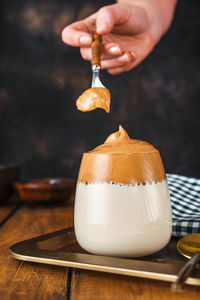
top-left (0, 0), bottom-right (199, 180)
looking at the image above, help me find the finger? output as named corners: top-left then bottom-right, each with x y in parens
top-left (96, 4), bottom-right (132, 35)
top-left (80, 46), bottom-right (136, 69)
top-left (62, 20), bottom-right (93, 47)
top-left (80, 43), bottom-right (123, 61)
top-left (101, 52), bottom-right (136, 69)
top-left (105, 43), bottom-right (122, 56)
top-left (80, 47), bottom-right (109, 61)
top-left (107, 61), bottom-right (136, 75)
top-left (96, 4), bottom-right (148, 36)
top-left (106, 32), bottom-right (154, 74)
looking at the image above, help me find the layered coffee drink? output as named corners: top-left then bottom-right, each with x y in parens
top-left (74, 126), bottom-right (172, 257)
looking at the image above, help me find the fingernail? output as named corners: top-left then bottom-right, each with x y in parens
top-left (118, 53), bottom-right (129, 63)
top-left (80, 36), bottom-right (91, 46)
top-left (108, 46), bottom-right (121, 56)
top-left (130, 51), bottom-right (136, 60)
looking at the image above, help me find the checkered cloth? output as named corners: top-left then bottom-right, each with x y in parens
top-left (167, 174), bottom-right (200, 237)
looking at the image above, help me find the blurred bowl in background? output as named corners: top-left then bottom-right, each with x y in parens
top-left (0, 164), bottom-right (21, 203)
top-left (14, 178), bottom-right (76, 204)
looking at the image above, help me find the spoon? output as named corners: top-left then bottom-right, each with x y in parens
top-left (91, 20), bottom-right (105, 88)
top-left (76, 20), bottom-right (111, 113)
top-left (171, 233), bottom-right (200, 292)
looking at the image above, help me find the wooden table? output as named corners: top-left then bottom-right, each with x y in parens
top-left (0, 197), bottom-right (200, 300)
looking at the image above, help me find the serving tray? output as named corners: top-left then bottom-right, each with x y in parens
top-left (10, 227), bottom-right (200, 286)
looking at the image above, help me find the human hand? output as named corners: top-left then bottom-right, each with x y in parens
top-left (62, 1), bottom-right (176, 74)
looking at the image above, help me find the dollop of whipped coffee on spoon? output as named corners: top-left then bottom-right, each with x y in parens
top-left (76, 87), bottom-right (110, 113)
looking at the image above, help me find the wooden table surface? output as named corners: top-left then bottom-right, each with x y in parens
top-left (0, 197), bottom-right (200, 300)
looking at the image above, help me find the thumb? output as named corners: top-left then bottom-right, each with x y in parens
top-left (62, 21), bottom-right (92, 47)
top-left (96, 4), bottom-right (132, 35)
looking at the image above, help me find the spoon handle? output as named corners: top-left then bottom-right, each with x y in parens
top-left (171, 253), bottom-right (200, 292)
top-left (91, 21), bottom-right (102, 67)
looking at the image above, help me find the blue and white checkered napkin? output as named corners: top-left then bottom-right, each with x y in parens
top-left (167, 173), bottom-right (200, 237)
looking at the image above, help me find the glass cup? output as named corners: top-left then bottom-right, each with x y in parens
top-left (74, 128), bottom-right (172, 257)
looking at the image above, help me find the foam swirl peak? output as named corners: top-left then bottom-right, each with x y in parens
top-left (105, 126), bottom-right (130, 144)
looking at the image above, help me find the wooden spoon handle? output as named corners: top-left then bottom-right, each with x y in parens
top-left (91, 20), bottom-right (102, 66)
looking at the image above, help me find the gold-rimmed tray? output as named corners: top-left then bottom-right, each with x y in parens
top-left (9, 227), bottom-right (200, 286)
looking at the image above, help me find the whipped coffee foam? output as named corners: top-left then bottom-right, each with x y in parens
top-left (74, 180), bottom-right (172, 257)
top-left (78, 126), bottom-right (166, 184)
top-left (76, 87), bottom-right (111, 113)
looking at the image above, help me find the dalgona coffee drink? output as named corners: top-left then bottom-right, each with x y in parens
top-left (74, 126), bottom-right (172, 257)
